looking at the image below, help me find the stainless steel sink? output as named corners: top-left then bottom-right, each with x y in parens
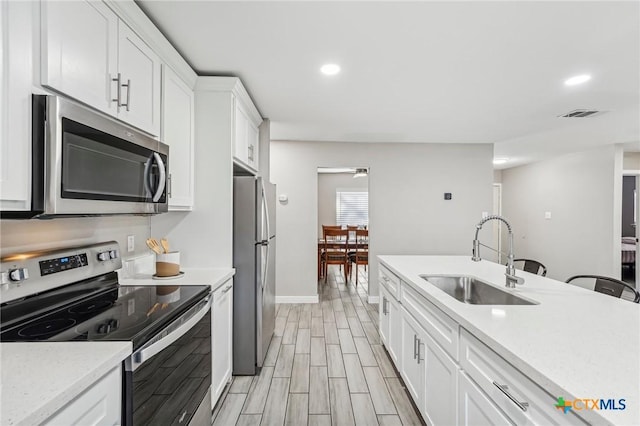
top-left (420, 275), bottom-right (538, 305)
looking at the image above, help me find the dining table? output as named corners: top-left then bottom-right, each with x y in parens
top-left (317, 237), bottom-right (369, 279)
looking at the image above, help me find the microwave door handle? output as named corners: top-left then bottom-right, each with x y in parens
top-left (132, 296), bottom-right (212, 370)
top-left (143, 156), bottom-right (153, 198)
top-left (152, 152), bottom-right (166, 202)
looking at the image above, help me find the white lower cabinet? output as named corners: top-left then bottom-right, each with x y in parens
top-left (379, 285), bottom-right (401, 366)
top-left (400, 306), bottom-right (426, 413)
top-left (211, 279), bottom-right (233, 406)
top-left (423, 329), bottom-right (458, 426)
top-left (400, 305), bottom-right (458, 424)
top-left (458, 370), bottom-right (514, 426)
top-left (43, 366), bottom-right (121, 426)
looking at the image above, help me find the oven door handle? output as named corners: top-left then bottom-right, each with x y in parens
top-left (132, 295), bottom-right (211, 369)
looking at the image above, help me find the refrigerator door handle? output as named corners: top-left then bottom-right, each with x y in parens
top-left (261, 179), bottom-right (271, 240)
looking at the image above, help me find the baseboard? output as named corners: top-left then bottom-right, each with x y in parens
top-left (367, 296), bottom-right (380, 304)
top-left (275, 295), bottom-right (319, 304)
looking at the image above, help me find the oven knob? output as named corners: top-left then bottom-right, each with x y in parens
top-left (109, 250), bottom-right (118, 259)
top-left (97, 323), bottom-right (109, 334)
top-left (97, 252), bottom-right (110, 261)
top-left (108, 319), bottom-right (119, 330)
top-left (9, 268), bottom-right (29, 282)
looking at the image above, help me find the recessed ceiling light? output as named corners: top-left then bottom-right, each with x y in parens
top-left (320, 64), bottom-right (340, 76)
top-left (493, 158), bottom-right (508, 165)
top-left (564, 74), bottom-right (591, 86)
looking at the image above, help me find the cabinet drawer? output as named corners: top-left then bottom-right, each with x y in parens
top-left (401, 283), bottom-right (459, 361)
top-left (460, 329), bottom-right (587, 425)
top-left (379, 264), bottom-right (400, 300)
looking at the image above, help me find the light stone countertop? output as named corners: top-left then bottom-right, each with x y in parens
top-left (378, 255), bottom-right (640, 426)
top-left (0, 341), bottom-right (132, 426)
top-left (117, 267), bottom-right (235, 290)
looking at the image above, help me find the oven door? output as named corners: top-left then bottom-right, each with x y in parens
top-left (42, 95), bottom-right (169, 217)
top-left (123, 294), bottom-right (212, 426)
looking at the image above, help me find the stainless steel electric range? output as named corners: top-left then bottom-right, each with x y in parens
top-left (0, 241), bottom-right (212, 426)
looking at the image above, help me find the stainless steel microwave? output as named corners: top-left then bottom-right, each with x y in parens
top-left (3, 95), bottom-right (169, 218)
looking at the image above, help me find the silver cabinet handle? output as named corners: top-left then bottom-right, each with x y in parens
top-left (222, 285), bottom-right (232, 294)
top-left (248, 145), bottom-right (254, 161)
top-left (417, 340), bottom-right (424, 364)
top-left (382, 276), bottom-right (390, 282)
top-left (121, 78), bottom-right (131, 111)
top-left (413, 334), bottom-right (418, 359)
top-left (167, 173), bottom-right (172, 198)
top-left (382, 297), bottom-right (387, 315)
top-left (112, 73), bottom-right (122, 108)
top-left (493, 382), bottom-right (529, 412)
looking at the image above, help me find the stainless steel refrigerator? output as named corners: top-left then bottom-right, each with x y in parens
top-left (233, 176), bottom-right (276, 375)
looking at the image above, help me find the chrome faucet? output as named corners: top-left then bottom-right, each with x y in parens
top-left (472, 215), bottom-right (524, 288)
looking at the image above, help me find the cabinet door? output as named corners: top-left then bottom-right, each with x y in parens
top-left (387, 296), bottom-right (401, 368)
top-left (400, 307), bottom-right (425, 413)
top-left (423, 331), bottom-right (458, 426)
top-left (246, 120), bottom-right (259, 171)
top-left (43, 366), bottom-right (122, 426)
top-left (458, 371), bottom-right (514, 426)
top-left (379, 288), bottom-right (390, 346)
top-left (233, 99), bottom-right (249, 165)
top-left (41, 0), bottom-right (118, 116)
top-left (0, 0), bottom-right (33, 211)
top-left (162, 65), bottom-right (194, 210)
top-left (212, 280), bottom-right (233, 405)
top-left (117, 22), bottom-right (161, 136)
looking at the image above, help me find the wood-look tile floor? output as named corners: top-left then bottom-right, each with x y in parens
top-left (211, 266), bottom-right (424, 426)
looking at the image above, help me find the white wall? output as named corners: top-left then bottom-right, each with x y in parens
top-left (0, 216), bottom-right (149, 258)
top-left (271, 141), bottom-right (494, 301)
top-left (501, 145), bottom-right (623, 282)
top-left (317, 173), bottom-right (368, 236)
top-left (151, 81), bottom-right (234, 268)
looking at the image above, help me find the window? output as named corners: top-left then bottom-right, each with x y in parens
top-left (336, 190), bottom-right (368, 226)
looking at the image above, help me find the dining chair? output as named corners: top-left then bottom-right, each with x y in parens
top-left (320, 225), bottom-right (346, 279)
top-left (512, 258), bottom-right (547, 276)
top-left (321, 228), bottom-right (350, 283)
top-left (565, 275), bottom-right (640, 303)
top-left (349, 229), bottom-right (368, 285)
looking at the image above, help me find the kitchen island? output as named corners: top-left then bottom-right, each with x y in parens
top-left (378, 255), bottom-right (639, 426)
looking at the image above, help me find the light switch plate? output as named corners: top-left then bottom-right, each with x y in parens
top-left (127, 235), bottom-right (135, 252)
top-left (545, 211), bottom-right (552, 219)
top-left (482, 212), bottom-right (489, 219)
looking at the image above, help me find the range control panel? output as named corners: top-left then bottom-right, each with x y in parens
top-left (1, 241), bottom-right (122, 304)
top-left (39, 253), bottom-right (88, 276)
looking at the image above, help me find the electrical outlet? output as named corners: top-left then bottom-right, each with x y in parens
top-left (482, 212), bottom-right (489, 219)
top-left (127, 235), bottom-right (135, 252)
top-left (545, 211), bottom-right (552, 220)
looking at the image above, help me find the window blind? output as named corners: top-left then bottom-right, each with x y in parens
top-left (336, 190), bottom-right (369, 227)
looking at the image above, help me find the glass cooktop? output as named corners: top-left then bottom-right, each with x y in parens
top-left (0, 272), bottom-right (209, 350)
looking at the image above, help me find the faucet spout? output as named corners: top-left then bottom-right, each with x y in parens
top-left (471, 215), bottom-right (524, 288)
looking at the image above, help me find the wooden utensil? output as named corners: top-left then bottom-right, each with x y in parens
top-left (146, 238), bottom-right (162, 254)
top-left (161, 238), bottom-right (170, 254)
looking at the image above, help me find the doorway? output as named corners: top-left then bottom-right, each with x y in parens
top-left (621, 173), bottom-right (639, 288)
top-left (317, 167), bottom-right (369, 289)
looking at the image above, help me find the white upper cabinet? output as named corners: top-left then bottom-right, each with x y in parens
top-left (41, 0), bottom-right (161, 136)
top-left (231, 84), bottom-right (262, 173)
top-left (117, 22), bottom-right (161, 135)
top-left (0, 0), bottom-right (34, 211)
top-left (41, 0), bottom-right (118, 116)
top-left (161, 64), bottom-right (194, 210)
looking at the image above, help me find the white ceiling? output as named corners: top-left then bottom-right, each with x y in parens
top-left (137, 1), bottom-right (640, 168)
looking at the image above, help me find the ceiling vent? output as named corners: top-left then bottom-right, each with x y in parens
top-left (558, 109), bottom-right (602, 118)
